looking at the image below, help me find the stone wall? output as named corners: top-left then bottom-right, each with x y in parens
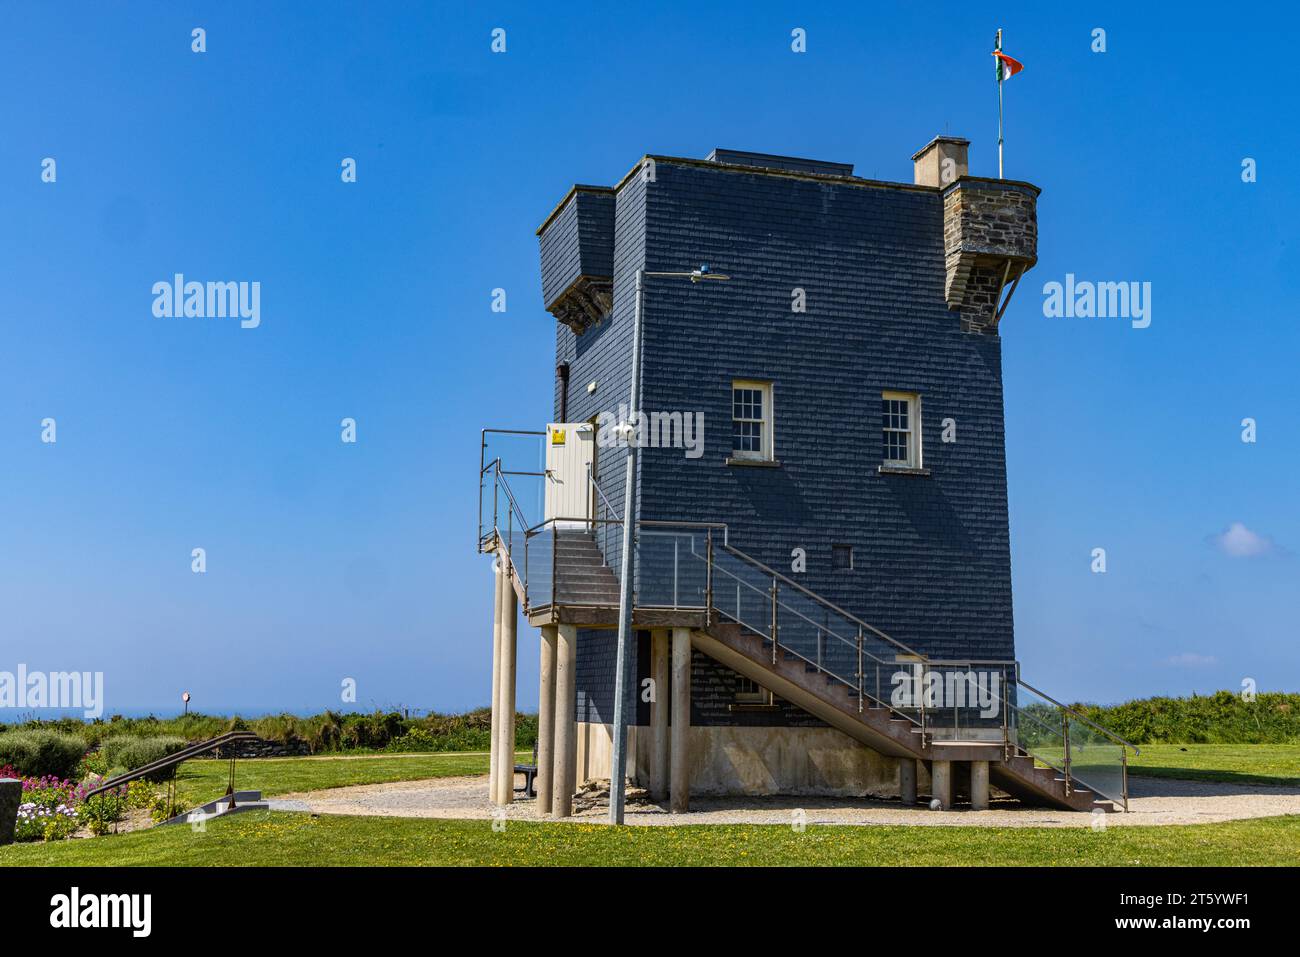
top-left (212, 737), bottom-right (312, 759)
top-left (942, 177), bottom-right (1039, 332)
top-left (575, 721), bottom-right (928, 798)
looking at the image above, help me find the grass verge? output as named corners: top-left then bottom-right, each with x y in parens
top-left (168, 751), bottom-right (531, 806)
top-left (4, 811), bottom-right (1299, 867)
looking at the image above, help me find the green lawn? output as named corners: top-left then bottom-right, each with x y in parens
top-left (1126, 744), bottom-right (1300, 787)
top-left (4, 811), bottom-right (1300, 866)
top-left (169, 751), bottom-right (529, 806)
top-left (4, 744), bottom-right (1296, 867)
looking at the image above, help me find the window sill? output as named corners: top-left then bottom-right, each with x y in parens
top-left (726, 457), bottom-right (781, 468)
top-left (877, 465), bottom-right (931, 477)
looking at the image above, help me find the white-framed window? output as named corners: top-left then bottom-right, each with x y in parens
top-left (731, 380), bottom-right (773, 461)
top-left (882, 391), bottom-right (921, 468)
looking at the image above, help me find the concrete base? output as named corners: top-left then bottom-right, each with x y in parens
top-left (575, 723), bottom-right (919, 798)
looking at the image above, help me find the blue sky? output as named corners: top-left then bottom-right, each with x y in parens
top-left (1, 1), bottom-right (1296, 717)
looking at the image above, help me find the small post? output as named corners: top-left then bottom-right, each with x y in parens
top-left (769, 579), bottom-right (778, 664)
top-left (673, 537), bottom-right (679, 609)
top-left (704, 529), bottom-right (713, 626)
top-left (1002, 681), bottom-right (1010, 761)
top-left (1122, 746), bottom-right (1129, 812)
top-left (953, 674), bottom-right (959, 736)
top-left (856, 627), bottom-right (864, 713)
top-left (919, 667), bottom-right (927, 748)
top-left (1062, 712), bottom-right (1072, 796)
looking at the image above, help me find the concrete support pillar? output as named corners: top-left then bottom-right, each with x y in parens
top-left (648, 630), bottom-right (670, 802)
top-left (494, 569), bottom-right (518, 805)
top-left (931, 759), bottom-right (953, 811)
top-left (970, 760), bottom-right (990, 811)
top-left (552, 624), bottom-right (578, 818)
top-left (670, 627), bottom-right (691, 813)
top-left (899, 758), bottom-right (918, 805)
top-left (536, 625), bottom-right (558, 815)
top-left (488, 563), bottom-right (503, 803)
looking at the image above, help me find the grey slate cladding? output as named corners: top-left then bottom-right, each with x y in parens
top-left (705, 148), bottom-right (855, 178)
top-left (544, 152), bottom-right (1017, 728)
top-left (539, 188), bottom-right (616, 310)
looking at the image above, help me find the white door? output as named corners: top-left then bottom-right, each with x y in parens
top-left (544, 423), bottom-right (594, 526)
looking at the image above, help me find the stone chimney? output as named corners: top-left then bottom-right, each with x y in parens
top-left (913, 135), bottom-right (1039, 333)
top-left (912, 136), bottom-right (969, 187)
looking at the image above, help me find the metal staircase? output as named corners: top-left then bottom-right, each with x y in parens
top-left (479, 436), bottom-right (1138, 812)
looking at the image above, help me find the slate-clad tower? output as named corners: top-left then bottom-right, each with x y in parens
top-left (486, 137), bottom-right (1060, 806)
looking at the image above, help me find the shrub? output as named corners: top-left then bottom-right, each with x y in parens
top-left (303, 711), bottom-right (343, 754)
top-left (100, 735), bottom-right (187, 781)
top-left (339, 711), bottom-right (406, 751)
top-left (1076, 691), bottom-right (1300, 745)
top-left (78, 788), bottom-right (128, 836)
top-left (0, 730), bottom-right (86, 779)
top-left (126, 779), bottom-right (158, 810)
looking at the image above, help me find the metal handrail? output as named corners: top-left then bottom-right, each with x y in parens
top-left (478, 428), bottom-right (546, 548)
top-left (588, 465), bottom-right (622, 522)
top-left (492, 461), bottom-right (532, 535)
top-left (1018, 678), bottom-right (1141, 755)
top-left (716, 542), bottom-right (928, 663)
top-left (709, 555), bottom-right (910, 672)
top-left (83, 731), bottom-right (259, 799)
top-left (697, 547), bottom-right (925, 724)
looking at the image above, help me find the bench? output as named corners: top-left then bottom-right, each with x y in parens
top-left (514, 742), bottom-right (539, 798)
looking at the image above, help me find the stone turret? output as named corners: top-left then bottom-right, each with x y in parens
top-left (914, 136), bottom-right (1039, 333)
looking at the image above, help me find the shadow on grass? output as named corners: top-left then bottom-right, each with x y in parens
top-left (1127, 767), bottom-right (1300, 791)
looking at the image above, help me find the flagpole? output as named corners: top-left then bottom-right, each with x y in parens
top-left (998, 76), bottom-right (1004, 178)
top-left (996, 28), bottom-right (1004, 178)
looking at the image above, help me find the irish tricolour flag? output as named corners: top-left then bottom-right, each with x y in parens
top-left (993, 49), bottom-right (1023, 82)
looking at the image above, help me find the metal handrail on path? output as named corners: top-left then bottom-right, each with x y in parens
top-left (83, 730), bottom-right (260, 801)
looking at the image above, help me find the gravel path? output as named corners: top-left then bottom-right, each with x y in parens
top-left (267, 774), bottom-right (1300, 828)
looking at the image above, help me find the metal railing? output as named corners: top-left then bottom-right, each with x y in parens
top-left (477, 431), bottom-right (1136, 808)
top-left (83, 731), bottom-right (260, 817)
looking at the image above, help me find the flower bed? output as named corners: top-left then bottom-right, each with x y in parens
top-left (1, 763), bottom-right (163, 842)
